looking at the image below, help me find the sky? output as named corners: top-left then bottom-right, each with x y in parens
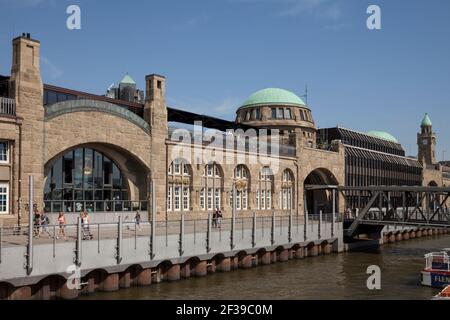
top-left (1, 0), bottom-right (449, 158)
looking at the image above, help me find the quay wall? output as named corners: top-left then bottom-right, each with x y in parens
top-left (0, 218), bottom-right (343, 300)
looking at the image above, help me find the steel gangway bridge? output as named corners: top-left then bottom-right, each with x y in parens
top-left (305, 185), bottom-right (450, 238)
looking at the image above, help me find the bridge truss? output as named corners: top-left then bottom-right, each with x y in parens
top-left (305, 185), bottom-right (450, 237)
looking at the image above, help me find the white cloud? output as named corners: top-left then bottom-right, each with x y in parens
top-left (214, 97), bottom-right (240, 116)
top-left (41, 56), bottom-right (63, 79)
top-left (229, 0), bottom-right (343, 21)
top-left (0, 0), bottom-right (55, 7)
top-left (166, 95), bottom-right (241, 119)
top-left (278, 0), bottom-right (342, 20)
top-left (171, 13), bottom-right (211, 31)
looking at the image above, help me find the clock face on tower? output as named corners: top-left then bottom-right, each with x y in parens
top-left (422, 139), bottom-right (428, 145)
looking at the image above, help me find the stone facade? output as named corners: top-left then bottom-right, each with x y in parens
top-left (0, 34), bottom-right (447, 227)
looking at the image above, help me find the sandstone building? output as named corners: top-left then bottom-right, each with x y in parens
top-left (0, 34), bottom-right (448, 226)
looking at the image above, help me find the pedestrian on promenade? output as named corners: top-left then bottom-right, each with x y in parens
top-left (40, 212), bottom-right (52, 238)
top-left (82, 211), bottom-right (93, 240)
top-left (215, 207), bottom-right (222, 229)
top-left (345, 208), bottom-right (351, 219)
top-left (212, 210), bottom-right (218, 228)
top-left (33, 209), bottom-right (42, 238)
top-left (135, 210), bottom-right (142, 231)
top-left (57, 212), bottom-right (67, 240)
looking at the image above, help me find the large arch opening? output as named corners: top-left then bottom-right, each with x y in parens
top-left (304, 168), bottom-right (338, 215)
top-left (44, 143), bottom-right (150, 213)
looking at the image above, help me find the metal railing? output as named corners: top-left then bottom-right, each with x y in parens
top-left (0, 97), bottom-right (15, 116)
top-left (0, 213), bottom-right (335, 252)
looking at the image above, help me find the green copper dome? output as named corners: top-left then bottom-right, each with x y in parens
top-left (421, 113), bottom-right (432, 127)
top-left (240, 88), bottom-right (305, 109)
top-left (367, 131), bottom-right (399, 143)
top-left (120, 74), bottom-right (136, 85)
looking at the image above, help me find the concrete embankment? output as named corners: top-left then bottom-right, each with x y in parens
top-left (344, 227), bottom-right (449, 251)
top-left (0, 241), bottom-right (337, 300)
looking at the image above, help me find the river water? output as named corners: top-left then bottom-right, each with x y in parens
top-left (82, 235), bottom-right (450, 300)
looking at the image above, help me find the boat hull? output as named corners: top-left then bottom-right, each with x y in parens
top-left (421, 269), bottom-right (450, 288)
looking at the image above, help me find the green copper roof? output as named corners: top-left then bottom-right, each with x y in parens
top-left (421, 113), bottom-right (432, 127)
top-left (120, 74), bottom-right (136, 85)
top-left (240, 88), bottom-right (305, 109)
top-left (367, 131), bottom-right (399, 143)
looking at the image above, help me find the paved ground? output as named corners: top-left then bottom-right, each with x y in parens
top-left (0, 217), bottom-right (308, 248)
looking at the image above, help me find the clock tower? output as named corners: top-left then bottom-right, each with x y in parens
top-left (417, 113), bottom-right (437, 165)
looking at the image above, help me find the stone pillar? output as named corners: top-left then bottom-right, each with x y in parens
top-left (388, 234), bottom-right (396, 243)
top-left (59, 283), bottom-right (79, 300)
top-left (37, 279), bottom-right (51, 300)
top-left (102, 273), bottom-right (119, 292)
top-left (271, 251), bottom-right (277, 263)
top-left (167, 265), bottom-right (181, 281)
top-left (278, 249), bottom-right (289, 262)
top-left (83, 274), bottom-right (96, 294)
top-left (119, 271), bottom-right (131, 289)
top-left (0, 283), bottom-right (10, 300)
top-left (323, 244), bottom-right (332, 254)
top-left (239, 255), bottom-right (253, 269)
top-left (152, 268), bottom-right (162, 283)
top-left (438, 229), bottom-right (443, 235)
top-left (383, 235), bottom-right (389, 243)
top-left (9, 34), bottom-right (45, 223)
top-left (194, 261), bottom-right (207, 277)
top-left (403, 232), bottom-right (410, 240)
top-left (289, 249), bottom-right (295, 260)
top-left (216, 258), bottom-right (231, 272)
top-left (208, 260), bottom-right (216, 273)
top-left (422, 230), bottom-right (428, 236)
top-left (260, 252), bottom-right (272, 265)
top-left (416, 230), bottom-right (422, 238)
top-left (9, 286), bottom-right (33, 300)
top-left (410, 231), bottom-right (416, 239)
top-left (308, 245), bottom-right (318, 257)
top-left (295, 247), bottom-right (305, 259)
top-left (137, 269), bottom-right (152, 286)
top-left (396, 233), bottom-right (403, 241)
top-left (145, 74), bottom-right (168, 219)
top-left (181, 263), bottom-right (191, 278)
top-left (231, 257), bottom-right (239, 270)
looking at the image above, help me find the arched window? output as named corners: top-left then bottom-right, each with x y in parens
top-left (167, 159), bottom-right (191, 212)
top-left (280, 169), bottom-right (294, 210)
top-left (200, 162), bottom-right (223, 211)
top-left (231, 165), bottom-right (250, 210)
top-left (257, 167), bottom-right (273, 210)
top-left (44, 148), bottom-right (129, 213)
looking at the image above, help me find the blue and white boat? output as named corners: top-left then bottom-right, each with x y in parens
top-left (422, 249), bottom-right (450, 288)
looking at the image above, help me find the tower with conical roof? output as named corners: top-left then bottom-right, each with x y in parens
top-left (418, 113), bottom-right (437, 165)
top-left (119, 73), bottom-right (137, 102)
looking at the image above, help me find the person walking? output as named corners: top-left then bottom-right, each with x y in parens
top-left (33, 209), bottom-right (42, 238)
top-left (212, 210), bottom-right (218, 228)
top-left (135, 210), bottom-right (142, 231)
top-left (82, 211), bottom-right (93, 240)
top-left (57, 212), bottom-right (67, 240)
top-left (40, 212), bottom-right (52, 238)
top-left (215, 207), bottom-right (223, 229)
